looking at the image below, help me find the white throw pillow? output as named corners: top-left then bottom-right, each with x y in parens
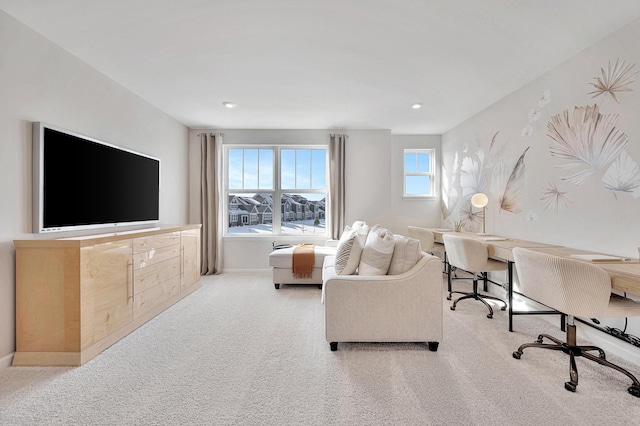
top-left (334, 229), bottom-right (365, 275)
top-left (388, 235), bottom-right (422, 275)
top-left (358, 225), bottom-right (395, 275)
top-left (351, 220), bottom-right (369, 236)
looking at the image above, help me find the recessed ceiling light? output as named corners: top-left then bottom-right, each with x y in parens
top-left (411, 103), bottom-right (423, 109)
top-left (222, 102), bottom-right (236, 109)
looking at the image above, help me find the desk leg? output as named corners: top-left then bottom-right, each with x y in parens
top-left (447, 259), bottom-right (452, 296)
top-left (508, 261), bottom-right (514, 332)
top-left (443, 251), bottom-right (448, 275)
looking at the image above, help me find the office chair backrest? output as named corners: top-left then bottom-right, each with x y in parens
top-left (442, 234), bottom-right (489, 272)
top-left (512, 247), bottom-right (611, 318)
top-left (408, 226), bottom-right (435, 252)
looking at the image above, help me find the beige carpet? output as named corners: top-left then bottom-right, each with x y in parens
top-left (1, 271), bottom-right (640, 425)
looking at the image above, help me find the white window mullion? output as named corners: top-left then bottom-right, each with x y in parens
top-left (273, 146), bottom-right (282, 234)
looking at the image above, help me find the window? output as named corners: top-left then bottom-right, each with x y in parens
top-left (225, 146), bottom-right (328, 236)
top-left (404, 149), bottom-right (435, 197)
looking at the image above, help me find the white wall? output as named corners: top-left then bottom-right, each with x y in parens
top-left (188, 129), bottom-right (441, 270)
top-left (441, 18), bottom-right (640, 364)
top-left (0, 11), bottom-right (189, 366)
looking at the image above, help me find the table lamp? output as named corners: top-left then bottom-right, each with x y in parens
top-left (471, 192), bottom-right (489, 234)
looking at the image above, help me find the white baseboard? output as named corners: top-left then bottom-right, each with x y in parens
top-left (579, 324), bottom-right (640, 367)
top-left (0, 352), bottom-right (15, 369)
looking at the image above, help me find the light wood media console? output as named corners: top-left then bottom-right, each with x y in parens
top-left (13, 224), bottom-right (202, 366)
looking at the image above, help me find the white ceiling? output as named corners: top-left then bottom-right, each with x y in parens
top-left (2, 0), bottom-right (640, 134)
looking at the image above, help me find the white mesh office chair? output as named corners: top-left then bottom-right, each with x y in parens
top-left (512, 247), bottom-right (640, 397)
top-left (442, 234), bottom-right (507, 319)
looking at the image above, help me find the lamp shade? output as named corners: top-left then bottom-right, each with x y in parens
top-left (471, 193), bottom-right (488, 208)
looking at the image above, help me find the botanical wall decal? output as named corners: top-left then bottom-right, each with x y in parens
top-left (602, 150), bottom-right (640, 198)
top-left (522, 89), bottom-right (551, 137)
top-left (547, 104), bottom-right (628, 185)
top-left (441, 152), bottom-right (460, 222)
top-left (540, 181), bottom-right (571, 213)
top-left (490, 146), bottom-right (531, 213)
top-left (439, 26), bottom-right (640, 343)
top-left (589, 59), bottom-right (638, 103)
top-left (460, 154), bottom-right (486, 200)
top-left (458, 200), bottom-right (482, 231)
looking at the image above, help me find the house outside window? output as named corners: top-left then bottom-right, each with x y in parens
top-left (225, 146), bottom-right (328, 236)
top-left (404, 149), bottom-right (435, 198)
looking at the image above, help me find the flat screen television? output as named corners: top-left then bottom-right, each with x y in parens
top-left (33, 122), bottom-right (160, 234)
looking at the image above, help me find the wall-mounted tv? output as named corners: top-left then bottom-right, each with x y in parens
top-left (33, 122), bottom-right (160, 234)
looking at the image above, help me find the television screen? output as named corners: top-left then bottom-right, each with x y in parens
top-left (33, 122), bottom-right (160, 234)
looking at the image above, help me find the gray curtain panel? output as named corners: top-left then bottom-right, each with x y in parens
top-left (329, 133), bottom-right (346, 240)
top-left (200, 133), bottom-right (223, 275)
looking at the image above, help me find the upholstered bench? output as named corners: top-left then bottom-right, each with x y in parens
top-left (269, 243), bottom-right (338, 289)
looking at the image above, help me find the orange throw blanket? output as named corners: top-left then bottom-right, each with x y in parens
top-left (292, 243), bottom-right (315, 279)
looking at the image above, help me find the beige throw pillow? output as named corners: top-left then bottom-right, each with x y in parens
top-left (388, 235), bottom-right (422, 275)
top-left (358, 225), bottom-right (395, 275)
top-left (334, 229), bottom-right (364, 275)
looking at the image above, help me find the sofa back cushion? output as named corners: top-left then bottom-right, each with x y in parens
top-left (358, 225), bottom-right (395, 275)
top-left (334, 229), bottom-right (365, 275)
top-left (388, 235), bottom-right (422, 275)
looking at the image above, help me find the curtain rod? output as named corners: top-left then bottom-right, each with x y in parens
top-left (196, 132), bottom-right (225, 137)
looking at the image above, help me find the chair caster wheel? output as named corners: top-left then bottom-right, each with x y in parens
top-left (450, 306), bottom-right (455, 311)
top-left (486, 314), bottom-right (493, 319)
top-left (564, 381), bottom-right (577, 392)
top-left (446, 296), bottom-right (451, 301)
top-left (512, 351), bottom-right (521, 359)
top-left (628, 386), bottom-right (640, 398)
top-left (501, 306), bottom-right (506, 311)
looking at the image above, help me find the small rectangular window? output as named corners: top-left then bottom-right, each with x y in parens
top-left (404, 149), bottom-right (435, 197)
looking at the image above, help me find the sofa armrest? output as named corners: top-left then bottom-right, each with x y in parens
top-left (324, 239), bottom-right (340, 247)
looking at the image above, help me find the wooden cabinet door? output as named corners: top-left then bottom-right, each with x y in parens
top-left (80, 240), bottom-right (133, 350)
top-left (181, 228), bottom-right (201, 290)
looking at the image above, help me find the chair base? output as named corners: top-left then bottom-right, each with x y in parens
top-left (448, 279), bottom-right (507, 319)
top-left (513, 324), bottom-right (640, 398)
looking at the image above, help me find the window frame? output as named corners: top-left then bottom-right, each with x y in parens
top-left (224, 144), bottom-right (329, 237)
top-left (403, 148), bottom-right (436, 198)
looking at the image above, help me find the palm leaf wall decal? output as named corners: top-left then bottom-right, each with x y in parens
top-left (602, 150), bottom-right (640, 198)
top-left (589, 58), bottom-right (638, 103)
top-left (547, 104), bottom-right (628, 185)
top-left (488, 131), bottom-right (499, 153)
top-left (441, 152), bottom-right (460, 220)
top-left (491, 146), bottom-right (531, 213)
top-left (460, 155), bottom-right (486, 200)
top-left (459, 201), bottom-right (482, 232)
top-left (541, 181), bottom-right (570, 213)
top-left (484, 131), bottom-right (501, 170)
